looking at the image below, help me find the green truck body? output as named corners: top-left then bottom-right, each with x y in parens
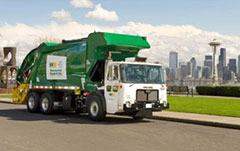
top-left (17, 32), bottom-right (150, 93)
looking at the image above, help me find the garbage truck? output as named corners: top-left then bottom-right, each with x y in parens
top-left (13, 32), bottom-right (168, 121)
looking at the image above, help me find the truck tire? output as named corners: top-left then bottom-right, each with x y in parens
top-left (27, 92), bottom-right (40, 113)
top-left (87, 94), bottom-right (106, 121)
top-left (40, 93), bottom-right (54, 114)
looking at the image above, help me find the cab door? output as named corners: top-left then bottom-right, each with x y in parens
top-left (105, 64), bottom-right (120, 113)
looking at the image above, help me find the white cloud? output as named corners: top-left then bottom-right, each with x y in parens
top-left (1, 22), bottom-right (240, 67)
top-left (70, 0), bottom-right (94, 8)
top-left (50, 9), bottom-right (73, 22)
top-left (85, 4), bottom-right (119, 22)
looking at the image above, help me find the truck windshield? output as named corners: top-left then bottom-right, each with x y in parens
top-left (120, 64), bottom-right (164, 84)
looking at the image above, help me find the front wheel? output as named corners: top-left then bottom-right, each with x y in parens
top-left (87, 94), bottom-right (106, 121)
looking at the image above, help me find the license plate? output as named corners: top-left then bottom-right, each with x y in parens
top-left (145, 104), bottom-right (152, 108)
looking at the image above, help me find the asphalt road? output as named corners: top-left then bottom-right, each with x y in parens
top-left (0, 103), bottom-right (240, 151)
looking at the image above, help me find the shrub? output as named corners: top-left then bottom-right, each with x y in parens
top-left (196, 86), bottom-right (215, 95)
top-left (196, 86), bottom-right (240, 97)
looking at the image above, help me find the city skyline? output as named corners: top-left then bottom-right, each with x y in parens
top-left (167, 46), bottom-right (240, 82)
top-left (171, 47), bottom-right (240, 68)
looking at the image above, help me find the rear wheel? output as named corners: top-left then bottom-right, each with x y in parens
top-left (27, 92), bottom-right (40, 113)
top-left (87, 94), bottom-right (106, 121)
top-left (40, 93), bottom-right (54, 114)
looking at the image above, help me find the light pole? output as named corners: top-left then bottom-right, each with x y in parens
top-left (209, 39), bottom-right (221, 85)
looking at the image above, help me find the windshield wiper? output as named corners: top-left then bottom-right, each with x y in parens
top-left (129, 83), bottom-right (135, 87)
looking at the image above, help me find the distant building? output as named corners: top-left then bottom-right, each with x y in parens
top-left (165, 68), bottom-right (170, 81)
top-left (223, 66), bottom-right (231, 81)
top-left (180, 64), bottom-right (188, 80)
top-left (219, 48), bottom-right (226, 66)
top-left (176, 68), bottom-right (181, 80)
top-left (230, 71), bottom-right (237, 82)
top-left (203, 55), bottom-right (212, 77)
top-left (169, 51), bottom-right (178, 70)
top-left (194, 66), bottom-right (202, 79)
top-left (190, 57), bottom-right (196, 78)
top-left (228, 59), bottom-right (237, 74)
top-left (205, 55), bottom-right (212, 60)
top-left (202, 66), bottom-right (211, 79)
top-left (218, 48), bottom-right (226, 79)
top-left (187, 61), bottom-right (192, 76)
top-left (185, 57), bottom-right (197, 78)
top-left (169, 51), bottom-right (178, 79)
top-left (179, 61), bottom-right (185, 67)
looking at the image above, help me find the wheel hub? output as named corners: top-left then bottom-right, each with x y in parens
top-left (42, 97), bottom-right (49, 111)
top-left (28, 96), bottom-right (35, 109)
top-left (90, 101), bottom-right (99, 117)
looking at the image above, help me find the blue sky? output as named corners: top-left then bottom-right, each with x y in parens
top-left (1, 0), bottom-right (240, 66)
top-left (0, 0), bottom-right (240, 35)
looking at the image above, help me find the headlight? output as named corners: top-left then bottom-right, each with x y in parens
top-left (126, 101), bottom-right (131, 108)
top-left (163, 101), bottom-right (167, 107)
top-left (160, 87), bottom-right (165, 90)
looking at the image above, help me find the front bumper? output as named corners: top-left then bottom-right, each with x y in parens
top-left (124, 102), bottom-right (169, 113)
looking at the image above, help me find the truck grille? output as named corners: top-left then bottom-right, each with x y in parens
top-left (136, 90), bottom-right (158, 102)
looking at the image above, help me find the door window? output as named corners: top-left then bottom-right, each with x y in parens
top-left (113, 66), bottom-right (119, 80)
top-left (107, 66), bottom-right (113, 80)
top-left (107, 65), bottom-right (119, 81)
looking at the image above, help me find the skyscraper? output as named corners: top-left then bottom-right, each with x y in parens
top-left (203, 55), bottom-right (212, 77)
top-left (223, 66), bottom-right (231, 81)
top-left (169, 51), bottom-right (178, 79)
top-left (195, 66), bottom-right (202, 79)
top-left (202, 66), bottom-right (211, 79)
top-left (219, 48), bottom-right (226, 67)
top-left (228, 59), bottom-right (237, 74)
top-left (169, 51), bottom-right (178, 70)
top-left (187, 61), bottom-right (192, 76)
top-left (218, 48), bottom-right (226, 79)
top-left (180, 64), bottom-right (188, 80)
top-left (190, 57), bottom-right (196, 78)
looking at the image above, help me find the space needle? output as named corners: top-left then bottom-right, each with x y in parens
top-left (209, 39), bottom-right (221, 85)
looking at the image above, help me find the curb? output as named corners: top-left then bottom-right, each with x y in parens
top-left (0, 100), bottom-right (12, 104)
top-left (149, 116), bottom-right (240, 130)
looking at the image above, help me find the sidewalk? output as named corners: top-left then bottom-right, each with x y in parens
top-left (152, 111), bottom-right (240, 130)
top-left (0, 98), bottom-right (12, 104)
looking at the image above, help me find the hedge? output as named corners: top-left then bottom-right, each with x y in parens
top-left (196, 86), bottom-right (240, 97)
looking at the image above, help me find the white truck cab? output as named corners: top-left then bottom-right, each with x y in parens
top-left (104, 61), bottom-right (168, 117)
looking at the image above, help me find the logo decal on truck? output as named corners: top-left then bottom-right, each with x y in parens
top-left (49, 62), bottom-right (57, 68)
top-left (46, 55), bottom-right (67, 80)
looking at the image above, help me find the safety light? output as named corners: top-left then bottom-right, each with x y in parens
top-left (83, 91), bottom-right (90, 96)
top-left (117, 85), bottom-right (122, 89)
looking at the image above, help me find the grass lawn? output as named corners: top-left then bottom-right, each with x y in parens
top-left (0, 94), bottom-right (12, 98)
top-left (167, 96), bottom-right (240, 118)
